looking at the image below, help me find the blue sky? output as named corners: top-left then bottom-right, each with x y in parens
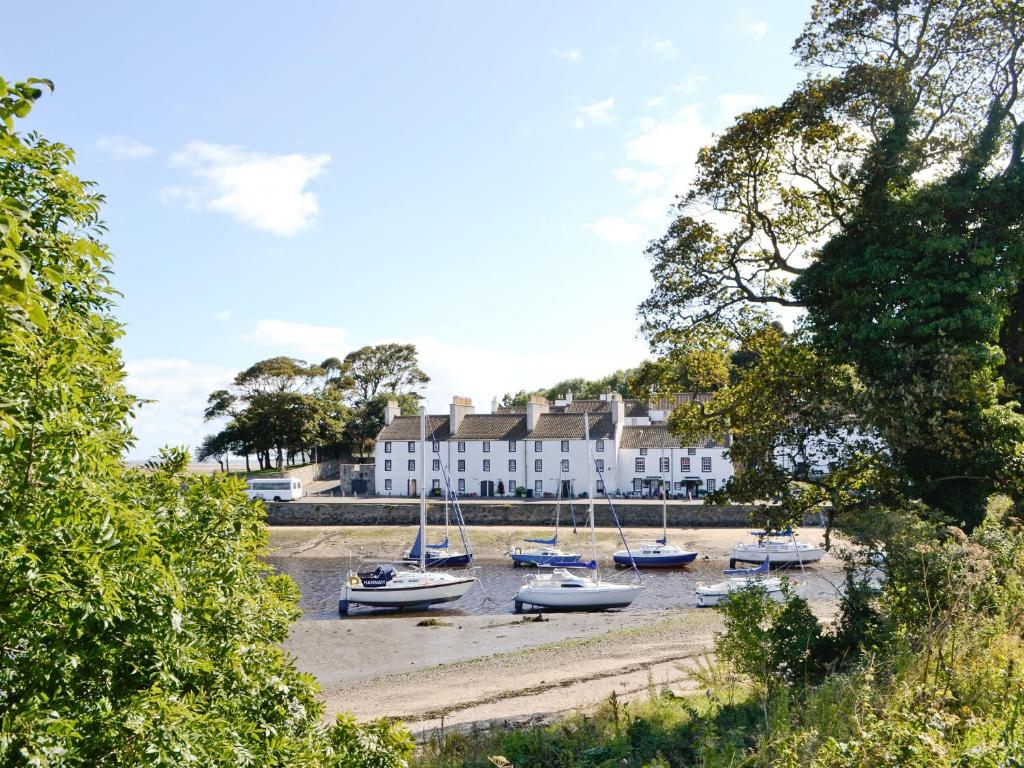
top-left (2, 1), bottom-right (812, 459)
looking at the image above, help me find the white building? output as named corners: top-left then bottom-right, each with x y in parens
top-left (374, 392), bottom-right (733, 498)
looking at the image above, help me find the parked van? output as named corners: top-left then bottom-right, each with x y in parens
top-left (246, 477), bottom-right (303, 502)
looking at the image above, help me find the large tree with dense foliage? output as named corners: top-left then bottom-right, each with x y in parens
top-left (0, 78), bottom-right (411, 766)
top-left (642, 0), bottom-right (1024, 531)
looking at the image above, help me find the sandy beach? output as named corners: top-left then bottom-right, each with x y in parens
top-left (271, 526), bottom-right (842, 737)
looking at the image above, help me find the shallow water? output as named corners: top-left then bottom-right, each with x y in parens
top-left (266, 555), bottom-right (845, 620)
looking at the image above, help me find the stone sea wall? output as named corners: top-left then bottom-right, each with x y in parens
top-left (264, 500), bottom-right (820, 528)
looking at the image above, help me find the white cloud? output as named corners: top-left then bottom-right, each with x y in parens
top-left (672, 72), bottom-right (708, 96)
top-left (738, 11), bottom-right (768, 39)
top-left (574, 97), bottom-right (615, 129)
top-left (95, 135), bottom-right (155, 160)
top-left (124, 358), bottom-right (236, 459)
top-left (165, 141), bottom-right (330, 236)
top-left (651, 39), bottom-right (677, 59)
top-left (585, 216), bottom-right (648, 247)
top-left (587, 105), bottom-right (713, 246)
top-left (553, 48), bottom-right (581, 63)
top-left (717, 92), bottom-right (765, 121)
top-left (242, 319), bottom-right (347, 363)
top-left (214, 309), bottom-right (233, 320)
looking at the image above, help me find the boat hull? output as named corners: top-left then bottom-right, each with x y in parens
top-left (729, 547), bottom-right (824, 567)
top-left (341, 577), bottom-right (475, 611)
top-left (510, 553), bottom-right (582, 567)
top-left (514, 583), bottom-right (643, 611)
top-left (401, 553), bottom-right (473, 567)
top-left (613, 550), bottom-right (698, 568)
top-left (695, 578), bottom-right (785, 607)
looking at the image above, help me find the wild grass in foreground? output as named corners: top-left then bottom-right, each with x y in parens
top-left (413, 502), bottom-right (1024, 767)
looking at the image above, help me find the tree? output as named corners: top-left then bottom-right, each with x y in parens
top-left (1, 77), bottom-right (411, 765)
top-left (333, 344), bottom-right (429, 403)
top-left (641, 0), bottom-right (1024, 531)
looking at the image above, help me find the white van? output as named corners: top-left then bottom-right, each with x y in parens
top-left (245, 477), bottom-right (303, 502)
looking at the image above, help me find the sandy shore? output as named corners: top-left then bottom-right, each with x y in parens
top-left (272, 526), bottom-right (841, 736)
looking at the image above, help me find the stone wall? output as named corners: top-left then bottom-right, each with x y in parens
top-left (264, 500), bottom-right (819, 528)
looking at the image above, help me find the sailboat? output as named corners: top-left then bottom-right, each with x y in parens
top-left (339, 408), bottom-right (476, 615)
top-left (507, 476), bottom-right (582, 567)
top-left (402, 474), bottom-right (472, 567)
top-left (514, 413), bottom-right (643, 612)
top-left (613, 435), bottom-right (697, 568)
top-left (695, 557), bottom-right (786, 607)
top-left (729, 529), bottom-right (824, 567)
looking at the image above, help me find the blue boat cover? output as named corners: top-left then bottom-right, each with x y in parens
top-left (407, 529), bottom-right (451, 559)
top-left (524, 534), bottom-right (558, 545)
top-left (357, 564), bottom-right (396, 587)
top-left (750, 529), bottom-right (794, 537)
top-left (723, 557), bottom-right (771, 577)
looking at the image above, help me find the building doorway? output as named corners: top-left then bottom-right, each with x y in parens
top-left (407, 479), bottom-right (417, 497)
top-left (560, 479), bottom-right (573, 499)
top-left (480, 480), bottom-right (495, 497)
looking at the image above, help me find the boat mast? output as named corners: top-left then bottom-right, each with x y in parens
top-left (584, 412), bottom-right (599, 583)
top-left (419, 407), bottom-right (427, 572)
top-left (661, 428), bottom-right (668, 544)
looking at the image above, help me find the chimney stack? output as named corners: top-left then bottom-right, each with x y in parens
top-left (526, 394), bottom-right (550, 432)
top-left (610, 393), bottom-right (625, 425)
top-left (449, 396), bottom-right (474, 433)
top-left (383, 399), bottom-right (401, 426)
top-left (491, 396), bottom-right (499, 414)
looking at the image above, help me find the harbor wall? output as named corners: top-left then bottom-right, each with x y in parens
top-left (264, 500), bottom-right (818, 528)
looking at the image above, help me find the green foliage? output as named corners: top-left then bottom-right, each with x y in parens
top-left (0, 76), bottom-right (410, 767)
top-left (327, 714), bottom-right (414, 768)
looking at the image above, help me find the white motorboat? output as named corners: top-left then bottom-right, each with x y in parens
top-left (695, 575), bottom-right (787, 607)
top-left (514, 412), bottom-right (643, 612)
top-left (514, 568), bottom-right (643, 612)
top-left (729, 529), bottom-right (824, 567)
top-left (340, 408), bottom-right (476, 615)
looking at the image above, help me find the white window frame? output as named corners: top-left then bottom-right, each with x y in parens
top-left (458, 478), bottom-right (465, 493)
top-left (595, 458), bottom-right (604, 472)
top-left (408, 441), bottom-right (415, 453)
top-left (534, 459), bottom-right (542, 473)
top-left (509, 480), bottom-right (517, 492)
top-left (640, 448), bottom-right (648, 456)
top-left (688, 447), bottom-right (697, 456)
top-left (660, 457), bottom-right (670, 473)
top-left (483, 459), bottom-right (491, 472)
top-left (508, 459), bottom-right (516, 472)
top-left (596, 439), bottom-right (604, 452)
top-left (508, 441), bottom-right (516, 452)
top-left (407, 459), bottom-right (415, 471)
top-left (534, 479), bottom-right (543, 494)
top-left (458, 441), bottom-right (466, 453)
top-left (681, 457), bottom-right (690, 472)
top-left (483, 440), bottom-right (491, 453)
top-left (635, 458), bottom-right (645, 473)
top-left (707, 479), bottom-right (717, 492)
top-left (702, 456), bottom-right (712, 473)
top-left (432, 459), bottom-right (440, 471)
top-left (384, 479), bottom-right (392, 491)
top-left (384, 459), bottom-right (392, 471)
top-left (384, 442), bottom-right (392, 453)
top-left (560, 459), bottom-right (569, 473)
top-left (457, 459), bottom-right (466, 472)
top-left (561, 440), bottom-right (569, 452)
top-left (534, 440), bottom-right (542, 452)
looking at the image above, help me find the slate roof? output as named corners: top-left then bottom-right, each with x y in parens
top-left (649, 393), bottom-right (712, 410)
top-left (496, 405), bottom-right (527, 414)
top-left (530, 413), bottom-right (616, 440)
top-left (619, 425), bottom-right (728, 450)
top-left (452, 414), bottom-right (529, 441)
top-left (376, 415), bottom-right (451, 442)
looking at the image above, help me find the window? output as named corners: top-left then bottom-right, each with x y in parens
top-left (483, 459), bottom-right (491, 472)
top-left (706, 479), bottom-right (717, 492)
top-left (408, 441), bottom-right (415, 453)
top-left (483, 440), bottom-right (491, 453)
top-left (408, 460), bottom-right (415, 471)
top-left (508, 441), bottom-right (516, 452)
top-left (508, 459), bottom-right (517, 472)
top-left (633, 478), bottom-right (642, 491)
top-left (458, 479), bottom-right (465, 493)
top-left (384, 442), bottom-right (392, 453)
top-left (640, 448), bottom-right (648, 456)
top-left (534, 459), bottom-right (542, 473)
top-left (596, 480), bottom-right (605, 493)
top-left (596, 439), bottom-right (604, 452)
top-left (509, 480), bottom-right (517, 492)
top-left (534, 440), bottom-right (542, 452)
top-left (458, 441), bottom-right (466, 453)
top-left (384, 479), bottom-right (392, 491)
top-left (660, 457), bottom-right (670, 473)
top-left (432, 442), bottom-right (440, 453)
top-left (702, 456), bottom-right (712, 473)
top-left (561, 440), bottom-right (569, 452)
top-left (688, 447), bottom-right (696, 455)
top-left (432, 479), bottom-right (440, 490)
top-left (432, 459), bottom-right (440, 471)
top-left (635, 458), bottom-right (646, 473)
top-left (384, 459), bottom-right (392, 471)
top-left (457, 459), bottom-right (466, 472)
top-left (680, 457), bottom-right (690, 472)
top-left (560, 459), bottom-right (569, 473)
top-left (534, 480), bottom-right (543, 494)
top-left (595, 458), bottom-right (605, 472)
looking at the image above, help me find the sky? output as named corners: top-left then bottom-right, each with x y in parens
top-left (2, 1), bottom-right (813, 459)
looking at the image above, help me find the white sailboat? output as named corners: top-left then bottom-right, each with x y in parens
top-left (695, 558), bottom-right (786, 607)
top-left (729, 529), bottom-right (824, 567)
top-left (613, 433), bottom-right (697, 567)
top-left (507, 469), bottom-right (582, 567)
top-left (340, 408), bottom-right (476, 615)
top-left (514, 413), bottom-right (643, 612)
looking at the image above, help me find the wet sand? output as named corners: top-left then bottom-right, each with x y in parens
top-left (271, 526), bottom-right (841, 736)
